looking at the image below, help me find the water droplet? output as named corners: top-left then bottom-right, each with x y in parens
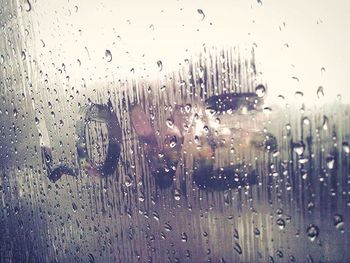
top-left (34, 117), bottom-right (40, 125)
top-left (255, 84), bottom-right (266, 98)
top-left (342, 142), bottom-right (349, 154)
top-left (322, 115), bottom-right (328, 130)
top-left (24, 0), bottom-right (31, 12)
top-left (174, 188), bottom-right (181, 200)
top-left (88, 253), bottom-right (95, 263)
top-left (276, 218), bottom-right (286, 230)
top-left (292, 76), bottom-right (300, 82)
top-left (197, 9), bottom-right (205, 20)
top-left (157, 60), bottom-right (163, 71)
top-left (169, 136), bottom-right (177, 148)
top-left (326, 155), bottom-right (335, 169)
top-left (181, 232), bottom-right (188, 242)
top-left (234, 242), bottom-right (242, 255)
top-left (21, 50), bottom-right (26, 60)
top-left (166, 118), bottom-right (174, 128)
top-left (277, 94), bottom-right (285, 101)
top-left (301, 169), bottom-right (308, 180)
top-left (164, 222), bottom-right (172, 231)
top-left (294, 91), bottom-right (303, 98)
top-left (306, 224), bottom-right (319, 242)
top-left (293, 142), bottom-right (305, 156)
top-left (332, 214), bottom-right (344, 230)
top-left (276, 250), bottom-right (283, 258)
top-left (298, 158), bottom-right (309, 164)
top-left (254, 228), bottom-right (260, 236)
top-left (152, 211), bottom-right (160, 221)
top-left (303, 117), bottom-right (310, 125)
top-left (317, 86), bottom-right (324, 98)
top-left (233, 228), bottom-right (239, 240)
top-left (105, 49), bottom-right (112, 62)
top-left (0, 54), bottom-right (4, 64)
top-left (263, 107), bottom-right (272, 114)
top-left (272, 150), bottom-right (279, 157)
top-left (184, 104), bottom-right (192, 113)
top-left (138, 193), bottom-right (145, 202)
top-left (72, 202), bottom-right (78, 211)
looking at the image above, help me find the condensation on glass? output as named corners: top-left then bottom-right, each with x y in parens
top-left (0, 0), bottom-right (349, 262)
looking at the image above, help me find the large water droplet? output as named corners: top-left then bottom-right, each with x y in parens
top-left (306, 224), bottom-right (319, 242)
top-left (255, 84), bottom-right (266, 98)
top-left (21, 50), bottom-right (26, 60)
top-left (326, 155), bottom-right (335, 169)
top-left (197, 9), bottom-right (205, 20)
top-left (169, 136), bottom-right (177, 148)
top-left (24, 0), bottom-right (31, 12)
top-left (293, 142), bottom-right (305, 156)
top-left (181, 232), bottom-right (188, 242)
top-left (234, 242), bottom-right (242, 255)
top-left (333, 214), bottom-right (344, 229)
top-left (184, 104), bottom-right (192, 113)
top-left (166, 118), bottom-right (174, 128)
top-left (276, 218), bottom-right (286, 230)
top-left (322, 115), bottom-right (328, 130)
top-left (105, 49), bottom-right (112, 62)
top-left (233, 229), bottom-right (239, 240)
top-left (342, 142), bottom-right (349, 154)
top-left (174, 188), bottom-right (181, 200)
top-left (254, 228), bottom-right (260, 237)
top-left (157, 60), bottom-right (163, 71)
top-left (164, 222), bottom-right (172, 232)
top-left (152, 211), bottom-right (160, 221)
top-left (317, 86), bottom-right (324, 98)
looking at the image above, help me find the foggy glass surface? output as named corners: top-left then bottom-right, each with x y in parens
top-left (1, 0), bottom-right (349, 262)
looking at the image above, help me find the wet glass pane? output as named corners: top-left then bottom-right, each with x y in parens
top-left (1, 0), bottom-right (349, 262)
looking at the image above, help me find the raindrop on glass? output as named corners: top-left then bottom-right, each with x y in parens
top-left (333, 214), bottom-right (344, 229)
top-left (21, 50), bottom-right (26, 60)
top-left (105, 49), bottom-right (112, 62)
top-left (306, 224), bottom-right (319, 242)
top-left (342, 142), bottom-right (349, 154)
top-left (255, 84), bottom-right (266, 98)
top-left (181, 232), bottom-right (188, 242)
top-left (234, 242), bottom-right (242, 255)
top-left (166, 118), bottom-right (174, 129)
top-left (317, 86), bottom-right (324, 98)
top-left (174, 188), bottom-right (181, 201)
top-left (293, 142), bottom-right (305, 156)
top-left (197, 9), bottom-right (205, 21)
top-left (322, 116), bottom-right (328, 130)
top-left (326, 155), bottom-right (335, 170)
top-left (24, 0), bottom-right (31, 12)
top-left (157, 60), bottom-right (163, 71)
top-left (276, 218), bottom-right (286, 230)
top-left (169, 136), bottom-right (177, 148)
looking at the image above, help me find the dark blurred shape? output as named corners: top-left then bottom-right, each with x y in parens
top-left (76, 100), bottom-right (122, 177)
top-left (205, 92), bottom-right (263, 114)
